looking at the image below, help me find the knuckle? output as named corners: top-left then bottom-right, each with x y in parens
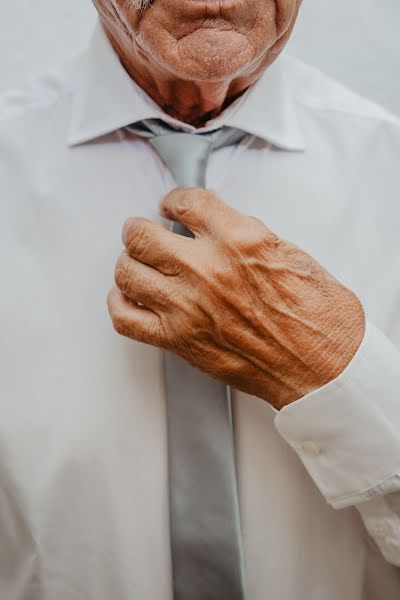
top-left (125, 218), bottom-right (150, 259)
top-left (112, 310), bottom-right (144, 343)
top-left (176, 189), bottom-right (201, 215)
top-left (227, 219), bottom-right (272, 253)
top-left (170, 245), bottom-right (192, 272)
top-left (111, 312), bottom-right (129, 337)
top-left (114, 256), bottom-right (134, 295)
top-left (149, 316), bottom-right (166, 348)
top-left (126, 320), bottom-right (141, 342)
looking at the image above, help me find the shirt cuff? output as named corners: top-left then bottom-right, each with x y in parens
top-left (274, 321), bottom-right (400, 509)
top-left (356, 486), bottom-right (400, 566)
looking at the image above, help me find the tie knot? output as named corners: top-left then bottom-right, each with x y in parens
top-left (128, 119), bottom-right (248, 188)
top-left (149, 132), bottom-right (212, 188)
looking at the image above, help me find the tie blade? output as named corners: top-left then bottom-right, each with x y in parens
top-left (165, 352), bottom-right (247, 600)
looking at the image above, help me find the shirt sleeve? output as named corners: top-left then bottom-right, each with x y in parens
top-left (274, 320), bottom-right (400, 566)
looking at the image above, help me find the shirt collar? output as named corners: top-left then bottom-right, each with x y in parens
top-left (68, 20), bottom-right (305, 151)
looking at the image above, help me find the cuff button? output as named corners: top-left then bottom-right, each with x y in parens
top-left (301, 441), bottom-right (321, 457)
top-left (372, 521), bottom-right (393, 539)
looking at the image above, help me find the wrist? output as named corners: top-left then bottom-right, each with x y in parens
top-left (274, 292), bottom-right (366, 410)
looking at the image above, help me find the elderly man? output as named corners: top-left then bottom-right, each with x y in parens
top-left (1, 0), bottom-right (400, 598)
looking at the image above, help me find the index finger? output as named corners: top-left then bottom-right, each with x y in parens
top-left (122, 217), bottom-right (193, 275)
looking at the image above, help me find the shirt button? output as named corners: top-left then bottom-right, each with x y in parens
top-left (301, 441), bottom-right (321, 457)
top-left (372, 520), bottom-right (393, 538)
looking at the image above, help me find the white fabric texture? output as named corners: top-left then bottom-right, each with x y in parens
top-left (1, 21), bottom-right (400, 599)
top-left (0, 1), bottom-right (399, 114)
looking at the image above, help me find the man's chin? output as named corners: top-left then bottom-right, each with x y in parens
top-left (158, 29), bottom-right (256, 82)
top-left (136, 0), bottom-right (264, 82)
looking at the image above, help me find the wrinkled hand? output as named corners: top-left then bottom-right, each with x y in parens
top-left (108, 188), bottom-right (365, 410)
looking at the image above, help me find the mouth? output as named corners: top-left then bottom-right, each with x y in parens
top-left (137, 0), bottom-right (250, 34)
top-left (182, 0), bottom-right (244, 9)
top-left (141, 0), bottom-right (244, 12)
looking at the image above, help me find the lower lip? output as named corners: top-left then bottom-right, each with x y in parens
top-left (183, 0), bottom-right (239, 5)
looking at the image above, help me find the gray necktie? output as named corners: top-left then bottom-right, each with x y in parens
top-left (128, 119), bottom-right (247, 600)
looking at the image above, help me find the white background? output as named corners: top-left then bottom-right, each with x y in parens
top-left (0, 0), bottom-right (399, 115)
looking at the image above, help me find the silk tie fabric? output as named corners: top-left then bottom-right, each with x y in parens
top-left (128, 119), bottom-right (247, 600)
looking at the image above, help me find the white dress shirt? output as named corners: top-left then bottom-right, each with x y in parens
top-left (1, 21), bottom-right (400, 599)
